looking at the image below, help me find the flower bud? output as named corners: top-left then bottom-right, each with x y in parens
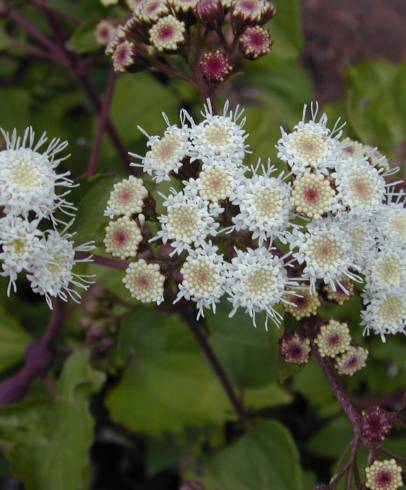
top-left (112, 40), bottom-right (142, 73)
top-left (239, 25), bottom-right (272, 59)
top-left (95, 20), bottom-right (116, 46)
top-left (196, 0), bottom-right (223, 26)
top-left (279, 331), bottom-right (311, 365)
top-left (199, 49), bottom-right (233, 83)
top-left (324, 276), bottom-right (354, 305)
top-left (361, 406), bottom-right (391, 442)
top-left (149, 15), bottom-right (186, 52)
top-left (231, 0), bottom-right (271, 30)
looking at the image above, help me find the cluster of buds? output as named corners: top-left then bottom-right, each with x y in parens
top-left (361, 406), bottom-right (392, 442)
top-left (101, 100), bottom-right (406, 351)
top-left (0, 128), bottom-right (93, 308)
top-left (97, 0), bottom-right (275, 86)
top-left (315, 320), bottom-right (368, 375)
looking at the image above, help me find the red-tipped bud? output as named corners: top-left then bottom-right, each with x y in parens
top-left (239, 25), bottom-right (272, 59)
top-left (196, 0), bottom-right (223, 25)
top-left (112, 40), bottom-right (142, 72)
top-left (95, 20), bottom-right (116, 46)
top-left (361, 406), bottom-right (392, 442)
top-left (279, 331), bottom-right (311, 365)
top-left (199, 49), bottom-right (233, 83)
top-left (231, 0), bottom-right (271, 28)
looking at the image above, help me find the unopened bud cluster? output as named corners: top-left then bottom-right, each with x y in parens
top-left (98, 0), bottom-right (275, 81)
top-left (0, 128), bottom-right (93, 308)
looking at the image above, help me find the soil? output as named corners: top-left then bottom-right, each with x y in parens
top-left (301, 0), bottom-right (406, 102)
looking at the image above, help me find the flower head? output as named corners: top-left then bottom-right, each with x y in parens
top-left (290, 219), bottom-right (361, 293)
top-left (188, 100), bottom-right (249, 166)
top-left (366, 247), bottom-right (406, 293)
top-left (276, 103), bottom-right (342, 175)
top-left (365, 460), bottom-right (403, 490)
top-left (133, 124), bottom-right (190, 182)
top-left (138, 0), bottom-right (168, 22)
top-left (335, 346), bottom-right (368, 375)
top-left (153, 190), bottom-right (220, 254)
top-left (230, 165), bottom-right (292, 244)
top-left (279, 331), bottom-right (311, 365)
top-left (200, 49), bottom-right (233, 83)
top-left (362, 290), bottom-right (406, 340)
top-left (324, 276), bottom-right (354, 305)
top-left (334, 159), bottom-right (386, 212)
top-left (290, 172), bottom-right (338, 219)
top-left (186, 164), bottom-right (241, 201)
top-left (315, 320), bottom-right (352, 358)
top-left (95, 20), bottom-right (116, 45)
top-left (283, 285), bottom-right (320, 320)
top-left (104, 216), bottom-right (142, 259)
top-left (105, 176), bottom-right (148, 218)
top-left (123, 260), bottom-right (165, 303)
top-left (0, 215), bottom-right (43, 294)
top-left (239, 26), bottom-right (272, 59)
top-left (0, 127), bottom-right (73, 221)
top-left (361, 406), bottom-right (391, 442)
top-left (226, 247), bottom-right (300, 328)
top-left (27, 230), bottom-right (94, 308)
top-left (149, 15), bottom-right (185, 51)
top-left (112, 40), bottom-right (139, 72)
top-left (231, 0), bottom-right (270, 24)
top-left (176, 243), bottom-right (226, 318)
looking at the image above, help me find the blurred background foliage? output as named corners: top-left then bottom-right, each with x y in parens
top-left (0, 0), bottom-right (405, 489)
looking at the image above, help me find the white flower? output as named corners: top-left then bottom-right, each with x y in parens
top-left (153, 189), bottom-right (221, 254)
top-left (175, 243), bottom-right (226, 318)
top-left (0, 128), bottom-right (75, 221)
top-left (290, 219), bottom-right (361, 292)
top-left (375, 202), bottom-right (406, 248)
top-left (333, 158), bottom-right (386, 212)
top-left (336, 213), bottom-right (376, 267)
top-left (104, 216), bottom-right (143, 259)
top-left (0, 215), bottom-right (44, 294)
top-left (123, 259), bottom-right (165, 304)
top-left (339, 137), bottom-right (367, 161)
top-left (290, 172), bottom-right (339, 219)
top-left (225, 247), bottom-right (300, 329)
top-left (276, 103), bottom-right (343, 175)
top-left (185, 164), bottom-right (243, 202)
top-left (27, 230), bottom-right (94, 308)
top-left (229, 163), bottom-right (292, 244)
top-left (362, 289), bottom-right (406, 340)
top-left (149, 15), bottom-right (185, 51)
top-left (104, 175), bottom-right (148, 218)
top-left (131, 114), bottom-right (190, 182)
top-left (365, 246), bottom-right (406, 293)
top-left (187, 100), bottom-right (249, 166)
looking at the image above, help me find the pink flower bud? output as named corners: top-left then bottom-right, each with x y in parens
top-left (196, 0), bottom-right (223, 26)
top-left (199, 49), bottom-right (233, 83)
top-left (239, 25), bottom-right (272, 59)
top-left (361, 406), bottom-right (392, 442)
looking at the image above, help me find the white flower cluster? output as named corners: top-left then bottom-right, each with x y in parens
top-left (103, 101), bottom-right (405, 339)
top-left (0, 128), bottom-right (94, 308)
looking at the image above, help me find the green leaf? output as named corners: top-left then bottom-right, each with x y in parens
top-left (106, 308), bottom-right (234, 434)
top-left (308, 416), bottom-right (352, 459)
top-left (68, 20), bottom-right (100, 54)
top-left (73, 174), bottom-right (121, 244)
top-left (200, 420), bottom-right (302, 490)
top-left (0, 350), bottom-right (105, 490)
top-left (0, 88), bottom-right (31, 132)
top-left (207, 305), bottom-right (280, 389)
top-left (271, 0), bottom-right (304, 58)
top-left (292, 360), bottom-right (335, 410)
top-left (0, 309), bottom-right (32, 374)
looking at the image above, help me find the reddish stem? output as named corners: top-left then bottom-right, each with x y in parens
top-left (76, 252), bottom-right (129, 270)
top-left (0, 299), bottom-right (65, 406)
top-left (87, 69), bottom-right (117, 177)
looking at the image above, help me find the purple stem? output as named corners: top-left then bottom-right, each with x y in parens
top-left (87, 69), bottom-right (117, 177)
top-left (10, 8), bottom-right (132, 170)
top-left (30, 0), bottom-right (82, 25)
top-left (76, 252), bottom-right (129, 270)
top-left (0, 299), bottom-right (64, 406)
